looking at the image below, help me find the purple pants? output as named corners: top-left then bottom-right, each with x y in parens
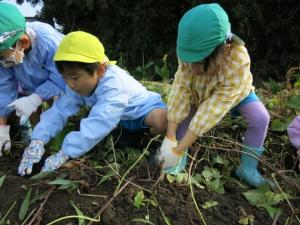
top-left (176, 101), bottom-right (270, 148)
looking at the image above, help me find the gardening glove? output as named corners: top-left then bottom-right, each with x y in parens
top-left (158, 137), bottom-right (188, 174)
top-left (18, 140), bottom-right (45, 176)
top-left (0, 125), bottom-right (11, 156)
top-left (42, 149), bottom-right (69, 172)
top-left (8, 93), bottom-right (43, 120)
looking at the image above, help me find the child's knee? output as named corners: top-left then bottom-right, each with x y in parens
top-left (250, 109), bottom-right (270, 129)
top-left (258, 110), bottom-right (270, 128)
top-left (145, 108), bottom-right (167, 133)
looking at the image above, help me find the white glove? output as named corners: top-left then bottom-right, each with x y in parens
top-left (0, 125), bottom-right (11, 156)
top-left (18, 140), bottom-right (45, 176)
top-left (158, 137), bottom-right (183, 169)
top-left (8, 93), bottom-right (43, 119)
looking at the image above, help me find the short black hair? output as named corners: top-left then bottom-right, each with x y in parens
top-left (55, 61), bottom-right (99, 75)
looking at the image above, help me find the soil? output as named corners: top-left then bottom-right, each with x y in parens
top-left (0, 130), bottom-right (299, 225)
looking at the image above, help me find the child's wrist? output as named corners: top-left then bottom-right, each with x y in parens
top-left (172, 147), bottom-right (184, 156)
top-left (166, 135), bottom-right (176, 141)
top-left (297, 149), bottom-right (300, 156)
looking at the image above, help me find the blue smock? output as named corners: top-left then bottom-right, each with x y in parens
top-left (0, 22), bottom-right (66, 117)
top-left (32, 65), bottom-right (164, 158)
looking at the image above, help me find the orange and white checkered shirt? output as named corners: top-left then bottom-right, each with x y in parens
top-left (167, 44), bottom-right (255, 137)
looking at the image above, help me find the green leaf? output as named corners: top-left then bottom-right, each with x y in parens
top-left (202, 170), bottom-right (213, 182)
top-left (242, 187), bottom-right (286, 219)
top-left (191, 174), bottom-right (205, 189)
top-left (97, 170), bottom-right (117, 186)
top-left (70, 200), bottom-right (85, 225)
top-left (271, 119), bottom-right (287, 131)
top-left (287, 95), bottom-right (300, 109)
top-left (48, 178), bottom-right (78, 190)
top-left (174, 173), bottom-right (187, 183)
top-left (212, 155), bottom-right (229, 166)
top-left (238, 215), bottom-right (254, 225)
top-left (30, 171), bottom-right (52, 180)
top-left (134, 191), bottom-right (144, 209)
top-left (19, 188), bottom-right (32, 220)
top-left (166, 174), bottom-right (176, 183)
top-left (206, 179), bottom-right (225, 194)
top-left (47, 124), bottom-right (75, 151)
top-left (202, 200), bottom-right (218, 209)
top-left (265, 205), bottom-right (282, 219)
top-left (0, 175), bottom-right (6, 188)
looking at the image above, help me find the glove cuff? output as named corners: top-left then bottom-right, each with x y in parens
top-left (163, 137), bottom-right (177, 146)
top-left (60, 150), bottom-right (70, 160)
top-left (171, 148), bottom-right (185, 156)
top-left (31, 139), bottom-right (44, 146)
top-left (0, 125), bottom-right (10, 137)
top-left (29, 93), bottom-right (43, 106)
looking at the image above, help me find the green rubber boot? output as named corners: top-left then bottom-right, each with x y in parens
top-left (235, 145), bottom-right (272, 188)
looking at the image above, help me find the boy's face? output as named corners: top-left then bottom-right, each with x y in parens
top-left (62, 64), bottom-right (105, 96)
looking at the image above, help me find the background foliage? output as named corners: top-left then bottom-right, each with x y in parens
top-left (17, 0), bottom-right (300, 84)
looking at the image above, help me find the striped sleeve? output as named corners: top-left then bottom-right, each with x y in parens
top-left (189, 46), bottom-right (252, 136)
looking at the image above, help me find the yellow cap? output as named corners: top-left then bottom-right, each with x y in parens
top-left (54, 31), bottom-right (115, 64)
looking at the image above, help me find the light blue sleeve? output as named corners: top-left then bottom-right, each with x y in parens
top-left (31, 89), bottom-right (83, 143)
top-left (31, 23), bottom-right (66, 99)
top-left (0, 68), bottom-right (18, 117)
top-left (34, 46), bottom-right (66, 99)
top-left (62, 78), bottom-right (130, 158)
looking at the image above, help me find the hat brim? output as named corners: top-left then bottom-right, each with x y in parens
top-left (54, 52), bottom-right (99, 63)
top-left (176, 46), bottom-right (215, 63)
top-left (54, 52), bottom-right (117, 65)
top-left (0, 30), bottom-right (24, 51)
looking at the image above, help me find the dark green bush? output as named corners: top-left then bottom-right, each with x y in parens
top-left (21, 0), bottom-right (300, 83)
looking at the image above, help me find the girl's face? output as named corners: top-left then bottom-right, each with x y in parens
top-left (189, 60), bottom-right (205, 75)
top-left (0, 40), bottom-right (25, 67)
top-left (62, 64), bottom-right (105, 96)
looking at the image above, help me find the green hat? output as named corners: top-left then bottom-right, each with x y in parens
top-left (177, 3), bottom-right (230, 63)
top-left (0, 2), bottom-right (25, 51)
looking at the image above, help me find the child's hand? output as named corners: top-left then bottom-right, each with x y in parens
top-left (18, 140), bottom-right (45, 176)
top-left (158, 137), bottom-right (179, 169)
top-left (157, 137), bottom-right (188, 174)
top-left (0, 125), bottom-right (11, 156)
top-left (8, 93), bottom-right (43, 120)
top-left (42, 150), bottom-right (69, 172)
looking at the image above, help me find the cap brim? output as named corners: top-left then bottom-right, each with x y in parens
top-left (176, 46), bottom-right (214, 63)
top-left (54, 52), bottom-right (98, 63)
top-left (0, 31), bottom-right (24, 51)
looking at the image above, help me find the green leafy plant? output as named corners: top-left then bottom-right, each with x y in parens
top-left (242, 185), bottom-right (292, 219)
top-left (132, 61), bottom-right (154, 80)
top-left (238, 215), bottom-right (254, 225)
top-left (48, 178), bottom-right (79, 190)
top-left (0, 175), bottom-right (5, 188)
top-left (70, 200), bottom-right (85, 225)
top-left (262, 78), bottom-right (284, 94)
top-left (132, 190), bottom-right (157, 224)
top-left (19, 188), bottom-right (32, 220)
top-left (47, 123), bottom-right (75, 152)
top-left (196, 167), bottom-right (225, 194)
top-left (202, 200), bottom-right (218, 209)
top-left (155, 54), bottom-right (170, 83)
top-left (133, 190), bottom-right (157, 209)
